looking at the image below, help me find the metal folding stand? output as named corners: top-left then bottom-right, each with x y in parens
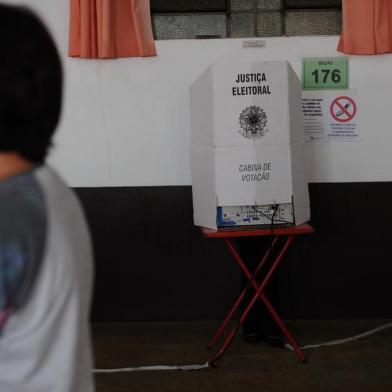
top-left (201, 223), bottom-right (314, 367)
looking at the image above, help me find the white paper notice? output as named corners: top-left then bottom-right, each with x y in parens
top-left (302, 90), bottom-right (360, 142)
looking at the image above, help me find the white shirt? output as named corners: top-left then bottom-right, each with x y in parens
top-left (0, 166), bottom-right (94, 391)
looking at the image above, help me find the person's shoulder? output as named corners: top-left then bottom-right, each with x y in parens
top-left (34, 165), bottom-right (78, 203)
top-left (0, 168), bottom-right (46, 224)
top-left (34, 165), bottom-right (68, 189)
top-left (34, 165), bottom-right (86, 226)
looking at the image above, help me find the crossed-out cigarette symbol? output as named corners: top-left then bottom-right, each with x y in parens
top-left (330, 96), bottom-right (357, 123)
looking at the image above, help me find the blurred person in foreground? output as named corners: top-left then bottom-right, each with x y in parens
top-left (0, 5), bottom-right (94, 391)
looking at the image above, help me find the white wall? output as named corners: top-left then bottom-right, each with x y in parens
top-left (5, 0), bottom-right (392, 186)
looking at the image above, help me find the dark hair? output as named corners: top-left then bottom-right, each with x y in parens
top-left (0, 5), bottom-right (62, 163)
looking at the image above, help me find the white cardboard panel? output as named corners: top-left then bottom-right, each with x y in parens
top-left (288, 65), bottom-right (305, 146)
top-left (213, 62), bottom-right (290, 147)
top-left (190, 61), bottom-right (304, 148)
top-left (191, 61), bottom-right (309, 228)
top-left (191, 146), bottom-right (217, 229)
top-left (191, 143), bottom-right (310, 228)
top-left (214, 145), bottom-right (293, 206)
top-left (290, 142), bottom-right (310, 224)
top-left (190, 69), bottom-right (215, 147)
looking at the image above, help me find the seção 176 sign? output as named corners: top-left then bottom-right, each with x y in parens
top-left (302, 57), bottom-right (348, 90)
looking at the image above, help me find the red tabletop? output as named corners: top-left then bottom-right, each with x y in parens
top-left (201, 223), bottom-right (314, 238)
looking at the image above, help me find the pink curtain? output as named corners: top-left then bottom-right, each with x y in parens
top-left (69, 0), bottom-right (157, 59)
top-left (338, 0), bottom-right (392, 55)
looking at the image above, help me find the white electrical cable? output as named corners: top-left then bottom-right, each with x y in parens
top-left (94, 321), bottom-right (392, 374)
top-left (285, 321), bottom-right (392, 351)
top-left (94, 362), bottom-right (210, 373)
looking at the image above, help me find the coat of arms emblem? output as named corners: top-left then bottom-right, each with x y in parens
top-left (239, 105), bottom-right (268, 139)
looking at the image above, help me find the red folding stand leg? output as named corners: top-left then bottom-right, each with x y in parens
top-left (208, 235), bottom-right (306, 366)
top-left (207, 236), bottom-right (280, 350)
top-left (238, 235), bottom-right (306, 363)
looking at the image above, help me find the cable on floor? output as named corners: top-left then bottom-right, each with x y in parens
top-left (94, 321), bottom-right (392, 373)
top-left (285, 320), bottom-right (392, 351)
top-left (94, 362), bottom-right (210, 373)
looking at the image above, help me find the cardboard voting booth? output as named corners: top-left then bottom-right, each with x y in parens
top-left (190, 61), bottom-right (310, 229)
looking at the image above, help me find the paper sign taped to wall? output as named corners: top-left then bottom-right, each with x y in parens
top-left (302, 89), bottom-right (360, 142)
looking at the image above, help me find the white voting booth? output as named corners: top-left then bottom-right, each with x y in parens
top-left (190, 61), bottom-right (310, 229)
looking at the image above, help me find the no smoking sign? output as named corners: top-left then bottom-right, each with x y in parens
top-left (330, 96), bottom-right (357, 123)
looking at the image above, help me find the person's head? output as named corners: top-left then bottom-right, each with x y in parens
top-left (0, 5), bottom-right (62, 164)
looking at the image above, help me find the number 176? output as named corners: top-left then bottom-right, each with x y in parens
top-left (311, 69), bottom-right (341, 83)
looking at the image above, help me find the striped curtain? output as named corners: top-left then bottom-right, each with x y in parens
top-left (69, 0), bottom-right (157, 59)
top-left (338, 0), bottom-right (392, 54)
